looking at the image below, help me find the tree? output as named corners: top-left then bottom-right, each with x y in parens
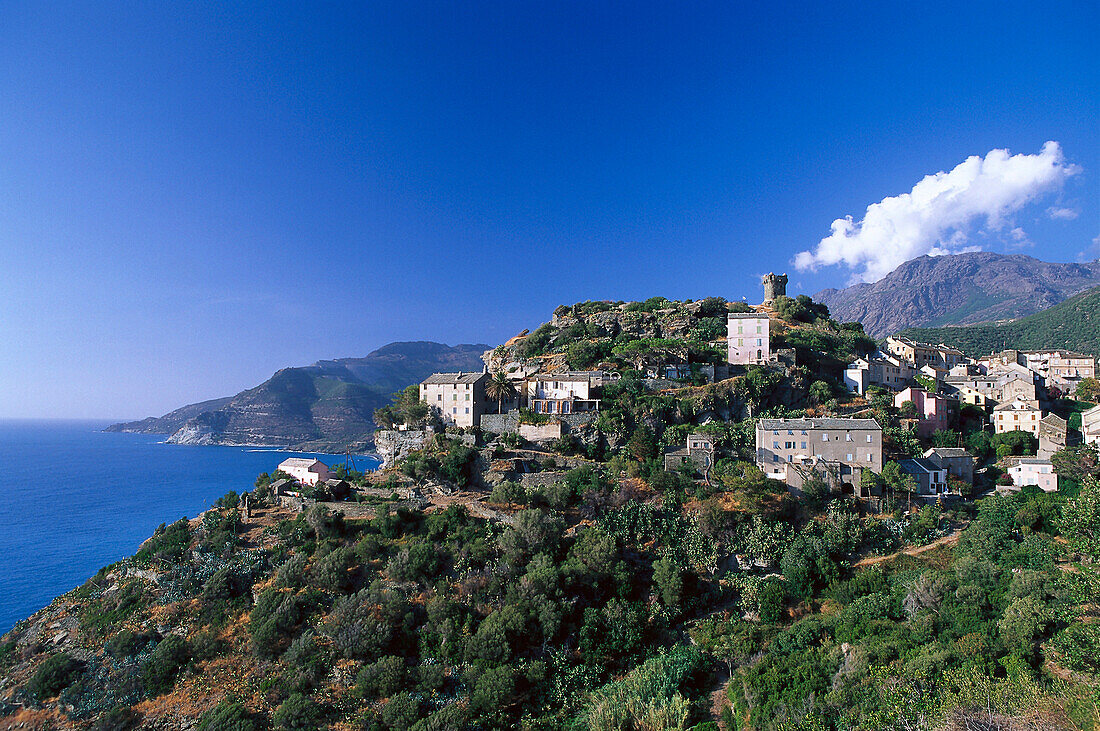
top-left (1061, 477), bottom-right (1100, 560)
top-left (1051, 443), bottom-right (1100, 483)
top-left (652, 556), bottom-right (683, 608)
top-left (809, 381), bottom-right (832, 405)
top-left (627, 424), bottom-right (658, 462)
top-left (1076, 376), bottom-right (1100, 403)
top-left (485, 372), bottom-right (517, 414)
top-left (898, 400), bottom-right (919, 419)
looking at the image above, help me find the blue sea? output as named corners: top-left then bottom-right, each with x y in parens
top-left (0, 420), bottom-right (379, 634)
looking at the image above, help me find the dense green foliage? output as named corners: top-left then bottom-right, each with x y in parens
top-left (900, 285), bottom-right (1100, 357)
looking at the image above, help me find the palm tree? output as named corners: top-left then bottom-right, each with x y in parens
top-left (486, 371), bottom-right (517, 414)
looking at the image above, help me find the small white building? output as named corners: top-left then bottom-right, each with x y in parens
top-left (1082, 404), bottom-right (1100, 447)
top-left (727, 312), bottom-right (770, 365)
top-left (1007, 458), bottom-right (1057, 492)
top-left (278, 458), bottom-right (331, 487)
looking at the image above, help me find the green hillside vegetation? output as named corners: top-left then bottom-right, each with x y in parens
top-left (4, 295), bottom-right (1099, 729)
top-left (899, 286), bottom-right (1100, 357)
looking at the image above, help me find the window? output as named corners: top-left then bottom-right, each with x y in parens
top-left (452, 394), bottom-right (458, 401)
top-left (452, 407), bottom-right (457, 414)
top-left (465, 393), bottom-right (470, 400)
top-left (845, 433), bottom-right (853, 442)
top-left (822, 434), bottom-right (829, 441)
top-left (866, 435), bottom-right (873, 442)
top-left (465, 408), bottom-right (470, 414)
top-left (846, 453), bottom-right (853, 461)
top-left (437, 395), bottom-right (442, 402)
top-left (773, 441), bottom-right (780, 449)
top-left (801, 441), bottom-right (807, 449)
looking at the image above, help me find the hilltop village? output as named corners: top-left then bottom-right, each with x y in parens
top-left (363, 274), bottom-right (1098, 509)
top-left (3, 279), bottom-right (1100, 731)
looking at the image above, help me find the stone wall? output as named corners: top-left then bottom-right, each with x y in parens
top-left (518, 422), bottom-right (563, 442)
top-left (481, 412), bottom-right (597, 435)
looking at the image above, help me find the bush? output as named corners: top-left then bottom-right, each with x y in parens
top-left (381, 691), bottom-right (422, 730)
top-left (142, 635), bottom-right (191, 697)
top-left (490, 480), bottom-right (525, 505)
top-left (356, 655), bottom-right (407, 699)
top-left (273, 693), bottom-right (324, 729)
top-left (92, 706), bottom-right (142, 731)
top-left (28, 653), bottom-right (83, 701)
top-left (198, 701), bottom-right (260, 731)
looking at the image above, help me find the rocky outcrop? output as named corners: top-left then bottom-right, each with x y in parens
top-left (814, 252), bottom-right (1100, 337)
top-left (374, 429), bottom-right (432, 468)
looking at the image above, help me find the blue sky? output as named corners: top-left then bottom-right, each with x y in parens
top-left (1, 1), bottom-right (1097, 418)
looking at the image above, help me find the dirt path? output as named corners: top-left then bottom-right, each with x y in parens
top-left (854, 529), bottom-right (962, 567)
top-left (709, 675), bottom-right (733, 728)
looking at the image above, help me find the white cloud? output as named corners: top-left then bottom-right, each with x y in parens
top-left (1048, 206), bottom-right (1079, 220)
top-left (793, 141), bottom-right (1081, 283)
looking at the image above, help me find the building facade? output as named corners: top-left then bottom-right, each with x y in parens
top-left (755, 418), bottom-right (882, 493)
top-left (526, 371), bottom-right (606, 415)
top-left (894, 387), bottom-right (957, 438)
top-left (923, 447), bottom-right (976, 486)
top-left (727, 312), bottom-right (770, 365)
top-left (885, 336), bottom-right (964, 370)
top-left (1008, 458), bottom-right (1058, 492)
top-left (278, 458), bottom-right (331, 487)
top-left (420, 372), bottom-right (489, 428)
top-left (898, 458), bottom-right (950, 496)
top-left (1082, 404), bottom-right (1100, 447)
top-left (663, 432), bottom-right (715, 475)
top-left (992, 398), bottom-right (1043, 435)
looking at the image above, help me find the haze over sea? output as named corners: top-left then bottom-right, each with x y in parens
top-left (0, 419), bottom-right (379, 634)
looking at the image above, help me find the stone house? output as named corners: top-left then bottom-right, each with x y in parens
top-left (278, 458), bottom-right (330, 487)
top-left (922, 447), bottom-right (976, 486)
top-left (663, 432), bottom-right (715, 476)
top-left (1007, 458), bottom-right (1058, 492)
top-left (526, 371), bottom-right (606, 415)
top-left (885, 336), bottom-right (964, 370)
top-left (998, 373), bottom-right (1038, 404)
top-left (894, 387), bottom-right (957, 438)
top-left (420, 372), bottom-right (489, 428)
top-left (897, 458), bottom-right (949, 497)
top-left (991, 398), bottom-right (1043, 435)
top-left (1020, 350), bottom-right (1096, 391)
top-left (755, 418), bottom-right (882, 494)
top-left (844, 352), bottom-right (913, 394)
top-left (1038, 414), bottom-right (1070, 460)
top-left (727, 312), bottom-right (770, 365)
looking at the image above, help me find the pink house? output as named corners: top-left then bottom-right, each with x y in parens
top-left (894, 387), bottom-right (956, 438)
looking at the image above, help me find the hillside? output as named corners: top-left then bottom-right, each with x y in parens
top-left (898, 286), bottom-right (1100, 357)
top-left (107, 342), bottom-right (489, 452)
top-left (814, 252), bottom-right (1100, 337)
top-left (6, 295), bottom-right (1100, 730)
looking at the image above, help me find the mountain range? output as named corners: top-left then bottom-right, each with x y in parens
top-left (105, 341), bottom-right (488, 451)
top-left (813, 252), bottom-right (1100, 337)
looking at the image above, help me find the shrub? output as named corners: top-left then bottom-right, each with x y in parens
top-left (141, 635), bottom-right (190, 697)
top-left (28, 653), bottom-right (83, 701)
top-left (356, 655), bottom-right (407, 699)
top-left (381, 691), bottom-right (422, 730)
top-left (490, 480), bottom-right (525, 505)
top-left (197, 701), bottom-right (260, 731)
top-left (273, 692), bottom-right (324, 730)
top-left (92, 706), bottom-right (142, 731)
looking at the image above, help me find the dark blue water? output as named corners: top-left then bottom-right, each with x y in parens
top-left (0, 420), bottom-right (379, 634)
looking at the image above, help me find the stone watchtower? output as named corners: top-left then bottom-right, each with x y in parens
top-left (762, 273), bottom-right (787, 304)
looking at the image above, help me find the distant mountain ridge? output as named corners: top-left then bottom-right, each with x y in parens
top-left (897, 286), bottom-right (1100, 358)
top-left (813, 252), bottom-right (1100, 337)
top-left (106, 341), bottom-right (489, 451)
